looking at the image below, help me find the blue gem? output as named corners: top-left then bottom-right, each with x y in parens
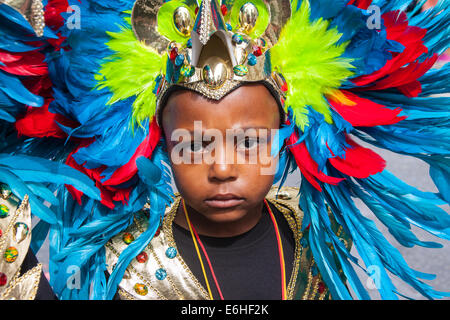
top-left (155, 268), bottom-right (167, 280)
top-left (165, 247), bottom-right (177, 259)
top-left (232, 33), bottom-right (243, 44)
top-left (226, 23), bottom-right (232, 31)
top-left (247, 53), bottom-right (257, 66)
top-left (186, 38), bottom-right (192, 48)
top-left (175, 54), bottom-right (185, 67)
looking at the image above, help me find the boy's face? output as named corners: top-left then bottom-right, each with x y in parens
top-left (162, 84), bottom-right (281, 231)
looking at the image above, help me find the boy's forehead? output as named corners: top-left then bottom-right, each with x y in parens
top-left (162, 84), bottom-right (280, 131)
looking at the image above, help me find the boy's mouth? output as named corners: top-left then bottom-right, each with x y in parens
top-left (204, 193), bottom-right (245, 209)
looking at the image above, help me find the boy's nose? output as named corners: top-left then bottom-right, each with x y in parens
top-left (207, 144), bottom-right (238, 182)
top-left (208, 162), bottom-right (238, 182)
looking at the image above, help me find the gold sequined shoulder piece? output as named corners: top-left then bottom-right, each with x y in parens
top-left (0, 183), bottom-right (41, 300)
top-left (266, 186), bottom-right (303, 222)
top-left (105, 202), bottom-right (209, 300)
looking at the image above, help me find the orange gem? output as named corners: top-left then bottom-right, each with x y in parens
top-left (134, 283), bottom-right (148, 296)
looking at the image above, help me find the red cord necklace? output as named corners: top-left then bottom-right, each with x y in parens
top-left (181, 198), bottom-right (287, 300)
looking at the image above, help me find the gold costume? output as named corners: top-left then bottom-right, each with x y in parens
top-left (0, 185), bottom-right (42, 300)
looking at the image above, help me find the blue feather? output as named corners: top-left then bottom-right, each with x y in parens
top-left (325, 166), bottom-right (450, 299)
top-left (0, 109), bottom-right (15, 122)
top-left (0, 71), bottom-right (44, 107)
top-left (299, 179), bottom-right (357, 299)
top-left (422, 155), bottom-right (450, 204)
top-left (104, 145), bottom-right (174, 300)
top-left (0, 168), bottom-right (57, 223)
top-left (0, 154), bottom-right (101, 201)
top-left (30, 219), bottom-right (50, 254)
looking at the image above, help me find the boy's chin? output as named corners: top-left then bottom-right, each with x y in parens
top-left (202, 207), bottom-right (255, 224)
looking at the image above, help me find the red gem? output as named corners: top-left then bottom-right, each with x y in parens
top-left (253, 46), bottom-right (263, 57)
top-left (281, 82), bottom-right (288, 92)
top-left (154, 227), bottom-right (161, 237)
top-left (169, 47), bottom-right (178, 61)
top-left (136, 251), bottom-right (148, 263)
top-left (0, 228), bottom-right (2, 237)
top-left (195, 7), bottom-right (199, 15)
top-left (221, 4), bottom-right (228, 16)
top-left (0, 272), bottom-right (7, 286)
top-left (318, 282), bottom-right (326, 294)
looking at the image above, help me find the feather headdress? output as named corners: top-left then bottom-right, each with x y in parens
top-left (0, 0), bottom-right (449, 299)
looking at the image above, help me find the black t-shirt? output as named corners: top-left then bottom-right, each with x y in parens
top-left (172, 201), bottom-right (295, 300)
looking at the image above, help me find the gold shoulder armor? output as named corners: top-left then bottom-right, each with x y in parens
top-left (266, 186), bottom-right (302, 214)
top-left (0, 183), bottom-right (41, 300)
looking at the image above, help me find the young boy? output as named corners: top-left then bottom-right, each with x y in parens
top-left (104, 83), bottom-right (348, 300)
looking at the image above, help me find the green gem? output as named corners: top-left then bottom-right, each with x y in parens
top-left (180, 64), bottom-right (195, 77)
top-left (0, 204), bottom-right (9, 218)
top-left (233, 64), bottom-right (248, 76)
top-left (4, 247), bottom-right (18, 263)
top-left (122, 232), bottom-right (134, 245)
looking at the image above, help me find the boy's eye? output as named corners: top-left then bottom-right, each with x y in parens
top-left (190, 141), bottom-right (205, 153)
top-left (236, 137), bottom-right (260, 150)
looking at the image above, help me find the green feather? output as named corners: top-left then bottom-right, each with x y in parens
top-left (95, 22), bottom-right (164, 127)
top-left (270, 0), bottom-right (354, 130)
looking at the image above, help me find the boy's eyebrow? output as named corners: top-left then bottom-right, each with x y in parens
top-left (183, 127), bottom-right (273, 134)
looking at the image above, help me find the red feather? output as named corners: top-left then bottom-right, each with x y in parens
top-left (362, 54), bottom-right (438, 97)
top-left (66, 139), bottom-right (98, 206)
top-left (329, 135), bottom-right (386, 179)
top-left (65, 139), bottom-right (119, 209)
top-left (328, 90), bottom-right (407, 127)
top-left (15, 99), bottom-right (78, 138)
top-left (44, 0), bottom-right (69, 50)
top-left (396, 80), bottom-right (422, 98)
top-left (0, 50), bottom-right (48, 76)
top-left (347, 0), bottom-right (372, 9)
top-left (44, 0), bottom-right (69, 30)
top-left (103, 118), bottom-right (162, 186)
top-left (65, 119), bottom-right (161, 208)
top-left (287, 132), bottom-right (345, 191)
top-left (351, 11), bottom-right (431, 97)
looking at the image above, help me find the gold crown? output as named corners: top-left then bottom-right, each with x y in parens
top-left (131, 0), bottom-right (291, 121)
